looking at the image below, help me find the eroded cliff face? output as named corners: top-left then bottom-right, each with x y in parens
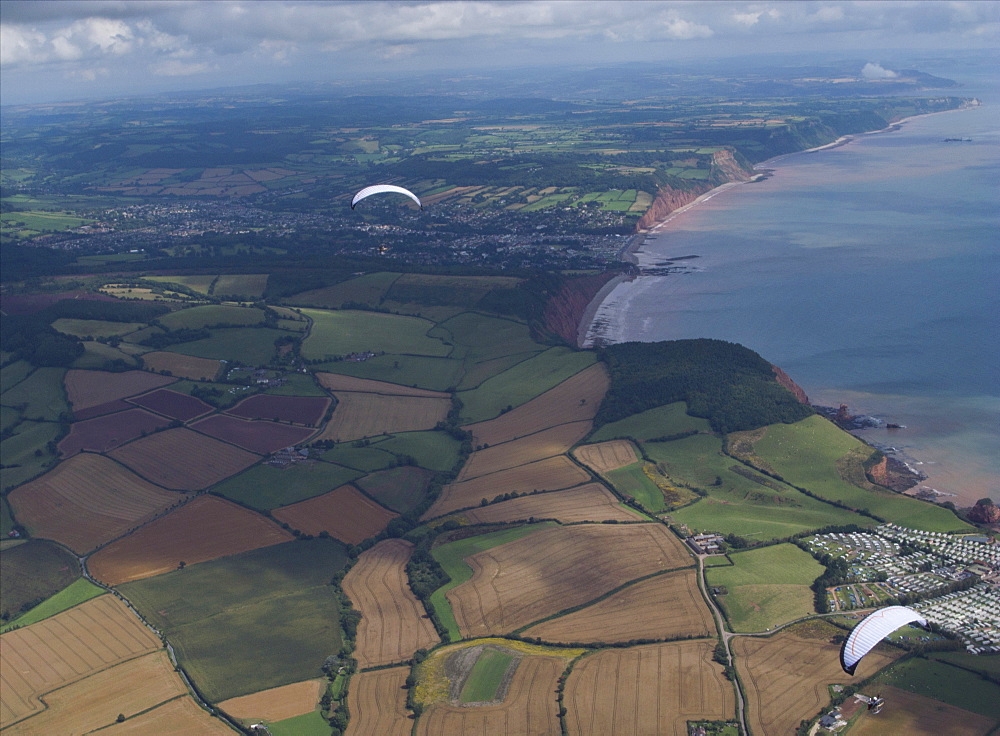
top-left (968, 502), bottom-right (1000, 525)
top-left (710, 149), bottom-right (753, 183)
top-left (542, 271), bottom-right (620, 346)
top-left (771, 365), bottom-right (810, 404)
top-left (865, 454), bottom-right (922, 492)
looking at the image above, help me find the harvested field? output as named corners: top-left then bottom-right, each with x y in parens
top-left (345, 667), bottom-right (412, 736)
top-left (73, 398), bottom-right (132, 420)
top-left (316, 372), bottom-right (448, 398)
top-left (128, 388), bottom-right (213, 421)
top-left (523, 569), bottom-right (713, 644)
top-left (849, 686), bottom-right (997, 736)
top-left (109, 427), bottom-right (259, 490)
top-left (65, 369), bottom-right (174, 412)
top-left (226, 394), bottom-right (330, 426)
top-left (423, 455), bottom-right (592, 519)
top-left (415, 655), bottom-right (563, 736)
top-left (272, 484), bottom-right (397, 544)
top-left (140, 351), bottom-right (221, 381)
top-left (461, 483), bottom-right (643, 525)
top-left (318, 392), bottom-right (450, 442)
top-left (87, 495), bottom-right (294, 585)
top-left (219, 679), bottom-right (324, 722)
top-left (7, 453), bottom-right (182, 553)
top-left (99, 695), bottom-right (236, 735)
top-left (573, 440), bottom-right (639, 474)
top-left (564, 640), bottom-right (734, 736)
top-left (457, 421), bottom-right (593, 481)
top-left (733, 621), bottom-right (900, 736)
top-left (3, 651), bottom-right (187, 736)
top-left (465, 363), bottom-right (608, 447)
top-left (191, 415), bottom-right (316, 454)
top-left (58, 408), bottom-right (171, 456)
top-left (448, 523), bottom-right (692, 637)
top-left (0, 595), bottom-right (161, 728)
top-left (342, 539), bottom-right (439, 668)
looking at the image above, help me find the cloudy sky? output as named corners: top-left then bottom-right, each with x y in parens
top-left (2, 1), bottom-right (997, 104)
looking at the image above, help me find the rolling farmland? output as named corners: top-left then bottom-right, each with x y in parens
top-left (316, 372), bottom-right (449, 397)
top-left (271, 484), bottom-right (397, 544)
top-left (457, 421), bottom-right (593, 480)
top-left (139, 351), bottom-right (222, 381)
top-left (318, 392), bottom-right (451, 442)
top-left (460, 483), bottom-right (643, 525)
top-left (64, 369), bottom-right (174, 412)
top-left (128, 388), bottom-right (213, 421)
top-left (57, 408), bottom-right (171, 456)
top-left (226, 394), bottom-right (330, 425)
top-left (98, 694), bottom-right (236, 735)
top-left (848, 686), bottom-right (998, 736)
top-left (345, 667), bottom-right (412, 736)
top-left (219, 679), bottom-right (324, 723)
top-left (191, 414), bottom-right (316, 453)
top-left (573, 440), bottom-right (639, 474)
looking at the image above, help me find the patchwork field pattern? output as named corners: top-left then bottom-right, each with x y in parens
top-left (88, 495), bottom-right (294, 585)
top-left (423, 455), bottom-right (592, 519)
top-left (848, 686), bottom-right (997, 736)
top-left (0, 595), bottom-right (161, 728)
top-left (733, 622), bottom-right (900, 736)
top-left (139, 351), bottom-right (222, 381)
top-left (109, 427), bottom-right (259, 490)
top-left (461, 483), bottom-right (643, 525)
top-left (457, 421), bottom-right (593, 481)
top-left (219, 678), bottom-right (324, 722)
top-left (447, 523), bottom-right (693, 637)
top-left (342, 539), bottom-right (439, 668)
top-left (318, 392), bottom-right (451, 442)
top-left (415, 655), bottom-right (564, 736)
top-left (226, 394), bottom-right (330, 425)
top-left (128, 388), bottom-right (213, 421)
top-left (271, 484), bottom-right (397, 544)
top-left (317, 372), bottom-right (449, 398)
top-left (7, 453), bottom-right (183, 553)
top-left (98, 695), bottom-right (235, 735)
top-left (345, 667), bottom-right (412, 736)
top-left (58, 408), bottom-right (171, 456)
top-left (573, 440), bottom-right (639, 474)
top-left (65, 369), bottom-right (174, 412)
top-left (564, 641), bottom-right (734, 736)
top-left (523, 569), bottom-right (713, 644)
top-left (464, 363), bottom-right (608, 446)
top-left (191, 415), bottom-right (316, 453)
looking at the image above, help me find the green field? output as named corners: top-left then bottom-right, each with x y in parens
top-left (214, 274), bottom-right (268, 298)
top-left (266, 710), bottom-right (330, 736)
top-left (705, 543), bottom-right (823, 633)
top-left (603, 462), bottom-right (666, 512)
top-left (355, 466), bottom-right (435, 514)
top-left (301, 309), bottom-right (450, 360)
top-left (0, 539), bottom-right (81, 622)
top-left (430, 524), bottom-right (552, 641)
top-left (459, 647), bottom-right (516, 703)
top-left (457, 347), bottom-right (596, 423)
top-left (433, 312), bottom-right (541, 365)
top-left (263, 372), bottom-right (329, 397)
top-left (0, 360), bottom-right (33, 393)
top-left (0, 497), bottom-right (15, 536)
top-left (51, 318), bottom-right (148, 338)
top-left (589, 401), bottom-right (711, 442)
top-left (72, 341), bottom-right (142, 370)
top-left (158, 304), bottom-right (266, 330)
top-left (1, 578), bottom-right (105, 633)
top-left (145, 274), bottom-right (216, 294)
top-left (0, 367), bottom-right (67, 420)
top-left (0, 420), bottom-right (62, 492)
top-left (1, 405), bottom-right (21, 433)
top-left (316, 353), bottom-right (464, 392)
top-left (375, 430), bottom-right (463, 472)
top-left (168, 326), bottom-right (288, 364)
top-left (873, 658), bottom-right (1000, 719)
top-left (321, 443), bottom-right (397, 472)
top-left (211, 462), bottom-right (363, 510)
top-left (288, 272), bottom-right (402, 308)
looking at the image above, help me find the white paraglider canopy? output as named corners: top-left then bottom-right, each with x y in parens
top-left (351, 184), bottom-right (422, 210)
top-left (841, 605), bottom-right (926, 675)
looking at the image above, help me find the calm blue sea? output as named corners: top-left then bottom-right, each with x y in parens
top-left (588, 70), bottom-right (999, 504)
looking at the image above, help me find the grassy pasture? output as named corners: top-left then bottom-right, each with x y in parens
top-left (460, 647), bottom-right (516, 703)
top-left (0, 360), bottom-right (33, 393)
top-left (211, 460), bottom-right (363, 510)
top-left (705, 543), bottom-right (823, 632)
top-left (157, 304), bottom-right (265, 330)
top-left (386, 274), bottom-right (519, 310)
top-left (145, 274), bottom-right (216, 294)
top-left (214, 274), bottom-right (268, 297)
top-left (376, 430), bottom-right (463, 472)
top-left (316, 353), bottom-right (463, 392)
top-left (1, 578), bottom-right (105, 633)
top-left (264, 373), bottom-right (328, 396)
top-left (51, 318), bottom-right (147, 338)
top-left (589, 401), bottom-right (710, 442)
top-left (931, 651), bottom-right (1000, 678)
top-left (355, 465), bottom-right (435, 514)
top-left (71, 341), bottom-right (142, 370)
top-left (0, 366), bottom-right (67, 420)
top-left (873, 658), bottom-right (1000, 720)
top-left (321, 443), bottom-right (397, 472)
top-left (0, 420), bottom-right (62, 491)
top-left (287, 272), bottom-right (401, 308)
top-left (0, 539), bottom-right (81, 622)
top-left (301, 309), bottom-right (449, 359)
top-left (267, 711), bottom-right (331, 736)
top-left (457, 351), bottom-right (538, 391)
top-left (167, 326), bottom-right (287, 364)
top-left (604, 462), bottom-right (667, 512)
top-left (1, 405), bottom-right (21, 432)
top-left (434, 312), bottom-right (540, 364)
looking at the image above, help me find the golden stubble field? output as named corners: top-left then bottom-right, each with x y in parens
top-left (317, 373), bottom-right (449, 398)
top-left (64, 369), bottom-right (174, 411)
top-left (219, 678), bottom-right (325, 723)
top-left (460, 483), bottom-right (643, 525)
top-left (341, 539), bottom-right (439, 669)
top-left (456, 421), bottom-right (593, 481)
top-left (563, 640), bottom-right (734, 735)
top-left (345, 667), bottom-right (412, 736)
top-left (447, 523), bottom-right (693, 637)
top-left (98, 694), bottom-right (236, 735)
top-left (318, 392), bottom-right (451, 442)
top-left (573, 439), bottom-right (639, 474)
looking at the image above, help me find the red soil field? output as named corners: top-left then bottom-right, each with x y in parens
top-left (342, 539), bottom-right (439, 668)
top-left (73, 399), bottom-right (133, 421)
top-left (109, 427), bottom-right (259, 490)
top-left (128, 388), bottom-right (214, 421)
top-left (191, 414), bottom-right (316, 454)
top-left (58, 408), bottom-right (171, 456)
top-left (226, 394), bottom-right (331, 426)
top-left (87, 495), bottom-right (294, 585)
top-left (65, 369), bottom-right (175, 412)
top-left (272, 484), bottom-right (397, 544)
top-left (460, 483), bottom-right (644, 525)
top-left (345, 668), bottom-right (412, 736)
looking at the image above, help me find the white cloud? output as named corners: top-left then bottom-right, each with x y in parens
top-left (861, 62), bottom-right (898, 79)
top-left (151, 59), bottom-right (213, 76)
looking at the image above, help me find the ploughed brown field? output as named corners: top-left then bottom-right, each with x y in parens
top-left (573, 440), bottom-right (639, 474)
top-left (345, 667), bottom-right (412, 736)
top-left (98, 694), bottom-right (236, 735)
top-left (415, 655), bottom-right (564, 736)
top-left (318, 392), bottom-right (451, 442)
top-left (0, 595), bottom-right (161, 728)
top-left (460, 483), bottom-right (644, 525)
top-left (219, 678), bottom-right (325, 722)
top-left (139, 351), bottom-right (222, 381)
top-left (7, 453), bottom-right (183, 553)
top-left (342, 539), bottom-right (439, 669)
top-left (448, 523), bottom-right (693, 637)
top-left (733, 621), bottom-right (901, 736)
top-left (456, 421), bottom-right (593, 481)
top-left (58, 408), bottom-right (171, 457)
top-left (109, 427), bottom-right (259, 490)
top-left (523, 568), bottom-right (713, 644)
top-left (87, 495), bottom-right (294, 585)
top-left (65, 369), bottom-right (174, 412)
top-left (848, 686), bottom-right (997, 736)
top-left (272, 484), bottom-right (397, 544)
top-left (464, 363), bottom-right (608, 447)
top-left (191, 414), bottom-right (316, 453)
top-left (226, 394), bottom-right (331, 425)
top-left (563, 640), bottom-right (734, 736)
top-left (73, 398), bottom-right (134, 421)
top-left (423, 455), bottom-right (591, 520)
top-left (317, 372), bottom-right (449, 398)
top-left (128, 388), bottom-right (213, 421)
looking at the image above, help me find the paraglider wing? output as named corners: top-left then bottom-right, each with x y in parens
top-left (840, 605), bottom-right (926, 675)
top-left (351, 185), bottom-right (422, 210)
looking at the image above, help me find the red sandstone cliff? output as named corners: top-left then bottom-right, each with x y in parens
top-left (771, 365), bottom-right (810, 404)
top-left (543, 271), bottom-right (620, 346)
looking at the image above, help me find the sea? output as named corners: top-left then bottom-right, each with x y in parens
top-left (585, 66), bottom-right (999, 507)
